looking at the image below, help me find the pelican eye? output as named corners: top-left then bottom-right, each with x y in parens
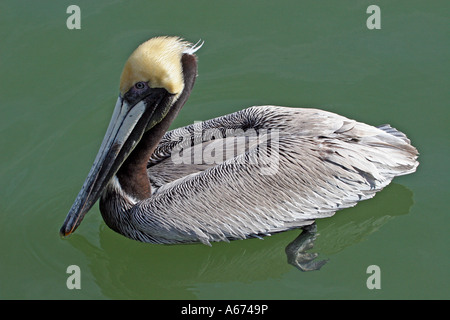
top-left (135, 82), bottom-right (147, 90)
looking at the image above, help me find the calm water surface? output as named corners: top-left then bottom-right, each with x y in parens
top-left (1, 0), bottom-right (448, 299)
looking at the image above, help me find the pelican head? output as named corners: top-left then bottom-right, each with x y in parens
top-left (60, 36), bottom-right (202, 237)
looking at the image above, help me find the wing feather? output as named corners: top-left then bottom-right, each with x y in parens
top-left (133, 106), bottom-right (418, 244)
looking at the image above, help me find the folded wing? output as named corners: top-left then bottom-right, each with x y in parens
top-left (135, 106), bottom-right (418, 244)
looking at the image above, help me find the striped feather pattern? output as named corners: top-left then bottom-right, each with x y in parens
top-left (100, 106), bottom-right (418, 245)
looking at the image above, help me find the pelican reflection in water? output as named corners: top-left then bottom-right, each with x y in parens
top-left (60, 36), bottom-right (418, 246)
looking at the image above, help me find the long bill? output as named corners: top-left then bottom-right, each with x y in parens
top-left (59, 96), bottom-right (156, 237)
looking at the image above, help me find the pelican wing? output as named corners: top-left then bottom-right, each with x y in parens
top-left (134, 106), bottom-right (418, 245)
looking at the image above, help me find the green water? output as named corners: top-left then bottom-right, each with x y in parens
top-left (1, 0), bottom-right (448, 299)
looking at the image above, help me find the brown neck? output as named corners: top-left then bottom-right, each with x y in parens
top-left (116, 53), bottom-right (198, 200)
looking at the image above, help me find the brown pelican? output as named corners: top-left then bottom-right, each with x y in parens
top-left (60, 36), bottom-right (419, 245)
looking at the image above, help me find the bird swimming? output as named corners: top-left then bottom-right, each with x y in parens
top-left (60, 36), bottom-right (419, 245)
